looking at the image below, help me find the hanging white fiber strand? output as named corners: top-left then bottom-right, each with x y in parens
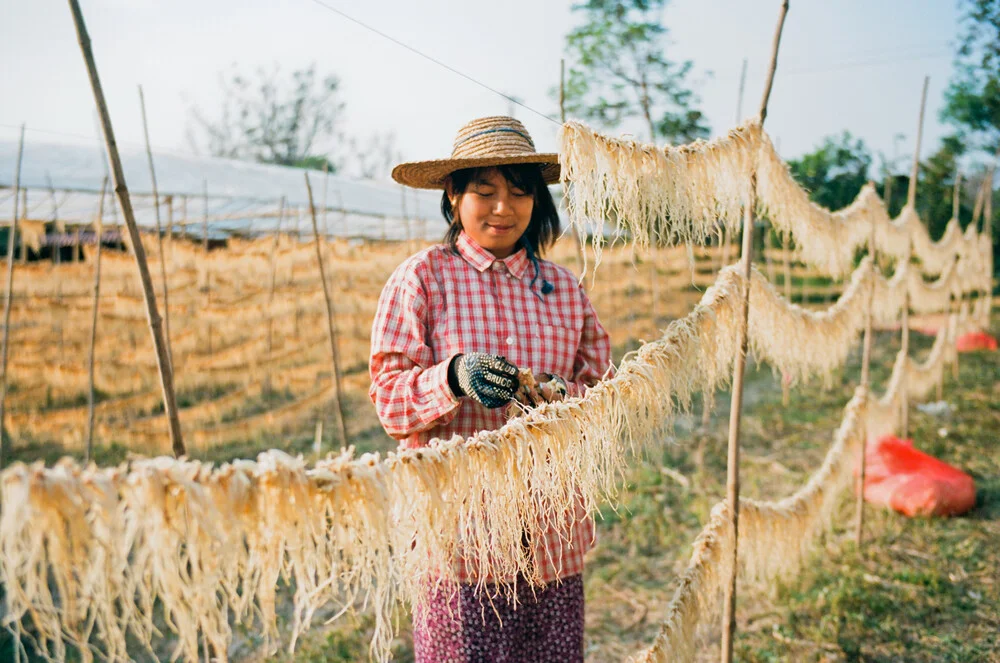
top-left (559, 121), bottom-right (992, 280)
top-left (636, 388), bottom-right (867, 663)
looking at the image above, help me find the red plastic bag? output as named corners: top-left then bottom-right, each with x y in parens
top-left (862, 435), bottom-right (976, 517)
top-left (955, 331), bottom-right (998, 353)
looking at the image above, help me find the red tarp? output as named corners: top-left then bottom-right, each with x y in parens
top-left (862, 435), bottom-right (976, 517)
top-left (955, 331), bottom-right (998, 353)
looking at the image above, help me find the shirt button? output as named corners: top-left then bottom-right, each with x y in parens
top-left (505, 336), bottom-right (514, 345)
top-left (492, 262), bottom-right (502, 271)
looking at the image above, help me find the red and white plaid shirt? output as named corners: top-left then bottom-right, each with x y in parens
top-left (370, 230), bottom-right (612, 585)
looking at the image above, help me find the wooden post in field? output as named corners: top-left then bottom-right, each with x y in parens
top-left (166, 195), bottom-right (173, 242)
top-left (139, 85), bottom-right (174, 371)
top-left (45, 173), bottom-right (61, 265)
top-left (265, 197), bottom-right (286, 393)
top-left (85, 177), bottom-right (108, 462)
top-left (561, 57), bottom-right (589, 279)
top-left (305, 173), bottom-right (349, 450)
top-left (721, 4), bottom-right (788, 662)
top-left (202, 180), bottom-right (209, 253)
top-left (0, 124), bottom-right (25, 469)
top-left (18, 190), bottom-right (27, 264)
top-left (322, 161), bottom-right (330, 237)
top-left (948, 170), bottom-right (962, 385)
top-left (855, 204), bottom-right (878, 547)
top-left (781, 231), bottom-right (793, 406)
top-left (68, 0), bottom-right (185, 458)
top-left (900, 76), bottom-right (929, 439)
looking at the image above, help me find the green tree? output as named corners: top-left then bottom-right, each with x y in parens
top-left (941, 1), bottom-right (998, 274)
top-left (561, 0), bottom-right (709, 144)
top-left (942, 0), bottom-right (1000, 156)
top-left (187, 63), bottom-right (344, 170)
top-left (787, 132), bottom-right (873, 211)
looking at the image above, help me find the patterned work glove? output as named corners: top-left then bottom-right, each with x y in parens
top-left (448, 353), bottom-right (519, 409)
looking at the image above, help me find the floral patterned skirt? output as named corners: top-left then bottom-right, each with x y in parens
top-left (412, 574), bottom-right (585, 663)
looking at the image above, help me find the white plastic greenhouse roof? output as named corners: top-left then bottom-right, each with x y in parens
top-left (0, 138), bottom-right (444, 241)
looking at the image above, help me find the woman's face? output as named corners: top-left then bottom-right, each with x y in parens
top-left (450, 168), bottom-right (534, 259)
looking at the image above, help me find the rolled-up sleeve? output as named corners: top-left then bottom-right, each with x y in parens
top-left (369, 263), bottom-right (461, 439)
top-left (566, 284), bottom-right (612, 398)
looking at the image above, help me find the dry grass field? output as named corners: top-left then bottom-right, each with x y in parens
top-left (4, 232), bottom-right (824, 465)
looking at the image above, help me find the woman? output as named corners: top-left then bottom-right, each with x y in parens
top-left (369, 116), bottom-right (611, 663)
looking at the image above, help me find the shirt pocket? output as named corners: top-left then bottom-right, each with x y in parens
top-left (530, 324), bottom-right (581, 379)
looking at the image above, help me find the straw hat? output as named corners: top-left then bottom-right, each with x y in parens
top-left (391, 116), bottom-right (559, 190)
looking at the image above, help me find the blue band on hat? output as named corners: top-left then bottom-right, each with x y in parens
top-left (454, 127), bottom-right (534, 149)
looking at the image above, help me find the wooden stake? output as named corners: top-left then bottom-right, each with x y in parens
top-left (85, 177), bottom-right (108, 462)
top-left (266, 197), bottom-right (286, 393)
top-left (45, 172), bottom-right (60, 264)
top-left (950, 171), bottom-right (962, 382)
top-left (139, 84), bottom-right (174, 371)
top-left (202, 180), bottom-right (209, 253)
top-left (305, 173), bottom-right (349, 450)
top-left (19, 189), bottom-right (27, 263)
top-left (67, 0), bottom-right (185, 458)
top-left (781, 232), bottom-right (793, 406)
top-left (721, 4), bottom-right (788, 662)
top-left (0, 124), bottom-right (25, 469)
top-left (900, 76), bottom-right (929, 439)
top-left (855, 210), bottom-right (877, 547)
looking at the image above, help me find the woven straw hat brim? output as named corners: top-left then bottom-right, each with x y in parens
top-left (392, 154), bottom-right (560, 190)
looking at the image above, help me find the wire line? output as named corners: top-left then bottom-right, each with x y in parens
top-left (306, 0), bottom-right (560, 126)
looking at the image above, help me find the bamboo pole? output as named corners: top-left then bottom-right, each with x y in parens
top-left (45, 172), bottom-right (60, 264)
top-left (950, 171), bottom-right (962, 382)
top-left (265, 196), bottom-right (286, 393)
top-left (139, 85), bottom-right (174, 371)
top-left (166, 194), bottom-right (173, 243)
top-left (305, 173), bottom-right (349, 450)
top-left (855, 206), bottom-right (878, 546)
top-left (202, 180), bottom-right (209, 253)
top-left (322, 161), bottom-right (330, 237)
top-left (19, 190), bottom-right (27, 264)
top-left (0, 124), bottom-right (25, 469)
top-left (85, 177), bottom-right (108, 462)
top-left (562, 57), bottom-right (588, 279)
top-left (67, 0), bottom-right (185, 458)
top-left (720, 4), bottom-right (788, 662)
top-left (900, 76), bottom-right (929, 439)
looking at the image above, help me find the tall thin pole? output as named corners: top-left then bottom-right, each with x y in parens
top-left (322, 161), bottom-right (330, 238)
top-left (305, 173), bottom-right (349, 450)
top-left (265, 197), bottom-right (286, 393)
top-left (202, 180), bottom-right (209, 253)
top-left (721, 4), bottom-right (788, 662)
top-left (900, 76), bottom-right (929, 439)
top-left (85, 177), bottom-right (108, 462)
top-left (139, 84), bottom-right (174, 371)
top-left (67, 0), bottom-right (185, 458)
top-left (950, 171), bottom-right (962, 383)
top-left (855, 210), bottom-right (877, 546)
top-left (735, 57), bottom-right (748, 124)
top-left (0, 124), bottom-right (26, 469)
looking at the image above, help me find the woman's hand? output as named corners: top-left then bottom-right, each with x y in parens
top-left (448, 353), bottom-right (519, 409)
top-left (514, 370), bottom-right (568, 407)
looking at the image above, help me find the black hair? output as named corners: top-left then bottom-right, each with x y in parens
top-left (440, 163), bottom-right (560, 257)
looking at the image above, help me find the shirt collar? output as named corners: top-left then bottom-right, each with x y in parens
top-left (456, 230), bottom-right (531, 279)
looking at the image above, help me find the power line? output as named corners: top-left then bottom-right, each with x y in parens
top-left (305, 0), bottom-right (560, 126)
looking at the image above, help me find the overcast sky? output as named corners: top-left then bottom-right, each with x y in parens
top-left (1, 0), bottom-right (961, 179)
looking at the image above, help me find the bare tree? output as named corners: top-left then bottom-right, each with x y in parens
top-left (187, 63), bottom-right (345, 169)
